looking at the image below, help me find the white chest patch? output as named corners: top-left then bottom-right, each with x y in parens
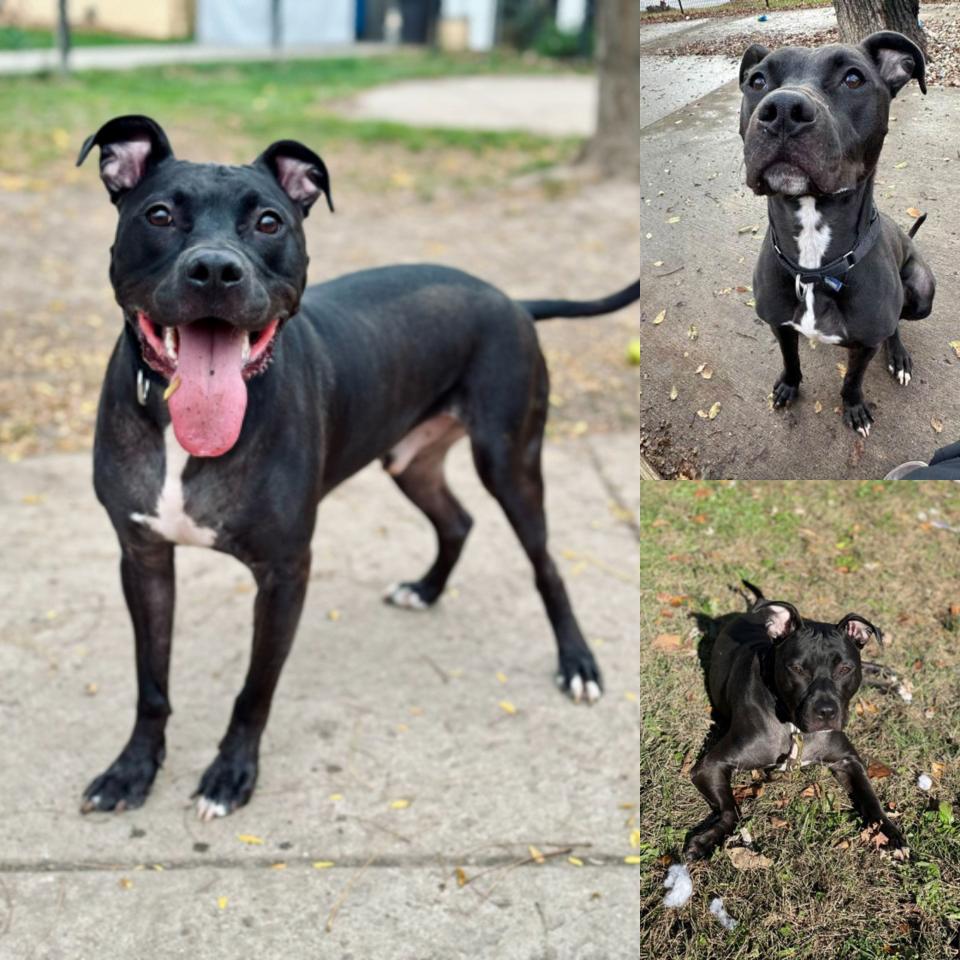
top-left (131, 427), bottom-right (217, 547)
top-left (785, 196), bottom-right (843, 345)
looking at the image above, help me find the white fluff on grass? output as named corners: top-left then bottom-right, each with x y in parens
top-left (709, 897), bottom-right (738, 930)
top-left (918, 773), bottom-right (933, 791)
top-left (662, 863), bottom-right (693, 908)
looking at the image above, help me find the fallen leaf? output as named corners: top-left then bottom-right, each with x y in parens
top-left (455, 867), bottom-right (468, 886)
top-left (390, 799), bottom-right (411, 809)
top-left (568, 856), bottom-right (584, 866)
top-left (932, 417), bottom-right (944, 434)
top-left (769, 816), bottom-right (790, 830)
top-left (931, 761), bottom-right (946, 778)
top-left (894, 161), bottom-right (909, 169)
top-left (630, 829), bottom-right (642, 848)
top-left (669, 385), bottom-right (678, 401)
top-left (237, 834), bottom-right (264, 845)
top-left (652, 633), bottom-right (682, 651)
top-left (815, 400), bottom-right (823, 414)
top-left (626, 339), bottom-right (641, 365)
top-left (498, 700), bottom-right (517, 715)
top-left (271, 862), bottom-right (287, 870)
top-left (312, 861), bottom-right (335, 869)
top-left (653, 309), bottom-right (666, 325)
top-left (687, 325), bottom-right (699, 341)
top-left (906, 206), bottom-right (921, 218)
top-left (701, 367), bottom-right (713, 380)
top-left (624, 856), bottom-right (643, 865)
top-left (708, 402), bottom-right (721, 420)
top-left (666, 216), bottom-right (681, 224)
top-left (119, 877), bottom-right (133, 890)
top-left (949, 340), bottom-right (960, 359)
top-left (653, 260), bottom-right (664, 267)
top-left (801, 784), bottom-right (820, 799)
top-left (329, 793), bottom-right (343, 802)
top-left (529, 845), bottom-right (545, 864)
top-left (727, 847), bottom-right (773, 870)
top-left (217, 896), bottom-right (228, 910)
top-left (868, 761), bottom-right (894, 779)
top-left (733, 783), bottom-right (764, 803)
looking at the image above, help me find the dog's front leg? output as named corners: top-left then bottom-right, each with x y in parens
top-left (841, 343), bottom-right (879, 437)
top-left (195, 552), bottom-right (311, 819)
top-left (82, 541), bottom-right (175, 812)
top-left (685, 747), bottom-right (741, 861)
top-left (771, 323), bottom-right (802, 407)
top-left (826, 736), bottom-right (907, 852)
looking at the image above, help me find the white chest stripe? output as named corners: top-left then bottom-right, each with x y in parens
top-left (785, 196), bottom-right (843, 345)
top-left (131, 427), bottom-right (217, 547)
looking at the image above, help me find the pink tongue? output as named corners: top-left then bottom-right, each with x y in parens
top-left (168, 321), bottom-right (248, 457)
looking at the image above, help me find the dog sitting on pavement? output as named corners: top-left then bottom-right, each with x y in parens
top-left (739, 31), bottom-right (935, 436)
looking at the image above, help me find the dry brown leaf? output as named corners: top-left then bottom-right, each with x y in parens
top-left (653, 309), bottom-right (666, 325)
top-left (652, 633), bottom-right (682, 651)
top-left (769, 816), bottom-right (790, 830)
top-left (906, 206), bottom-right (921, 218)
top-left (455, 867), bottom-right (468, 887)
top-left (932, 417), bottom-right (944, 434)
top-left (733, 783), bottom-right (764, 803)
top-left (669, 385), bottom-right (679, 401)
top-left (728, 847), bottom-right (773, 870)
top-left (931, 761), bottom-right (946, 779)
top-left (868, 761), bottom-right (894, 780)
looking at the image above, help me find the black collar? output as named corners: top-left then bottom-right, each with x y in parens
top-left (769, 204), bottom-right (881, 293)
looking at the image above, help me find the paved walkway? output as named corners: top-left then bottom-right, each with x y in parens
top-left (0, 434), bottom-right (639, 957)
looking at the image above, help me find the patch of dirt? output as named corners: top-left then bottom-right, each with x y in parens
top-left (0, 137), bottom-right (640, 460)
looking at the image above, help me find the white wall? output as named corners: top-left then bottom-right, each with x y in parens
top-left (441, 0), bottom-right (497, 51)
top-left (556, 0), bottom-right (586, 32)
top-left (197, 0), bottom-right (355, 46)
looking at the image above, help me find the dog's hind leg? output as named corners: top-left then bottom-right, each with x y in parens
top-left (468, 356), bottom-right (601, 704)
top-left (383, 417), bottom-right (472, 609)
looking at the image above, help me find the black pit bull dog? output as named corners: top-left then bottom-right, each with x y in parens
top-left (685, 582), bottom-right (906, 861)
top-left (77, 115), bottom-right (640, 819)
top-left (740, 31), bottom-right (935, 436)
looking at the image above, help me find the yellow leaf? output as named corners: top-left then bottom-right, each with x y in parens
top-left (568, 856), bottom-right (584, 866)
top-left (630, 829), bottom-right (642, 848)
top-left (496, 671), bottom-right (508, 684)
top-left (894, 161), bottom-right (909, 169)
top-left (21, 493), bottom-right (44, 505)
top-left (626, 338), bottom-right (641, 365)
top-left (666, 216), bottom-right (681, 224)
top-left (237, 834), bottom-right (264, 845)
top-left (529, 845), bottom-right (545, 864)
top-left (498, 700), bottom-right (517, 715)
top-left (455, 867), bottom-right (468, 886)
top-left (390, 798), bottom-right (411, 809)
top-left (624, 691), bottom-right (638, 701)
top-left (669, 385), bottom-right (678, 401)
top-left (217, 896), bottom-right (228, 910)
top-left (708, 402), bottom-right (721, 420)
top-left (119, 877), bottom-right (133, 890)
top-left (949, 340), bottom-right (960, 359)
top-left (327, 609), bottom-right (341, 621)
top-left (624, 856), bottom-right (643, 865)
top-left (271, 862), bottom-right (287, 870)
top-left (329, 793), bottom-right (343, 802)
top-left (312, 860), bottom-right (335, 869)
top-left (653, 309), bottom-right (665, 325)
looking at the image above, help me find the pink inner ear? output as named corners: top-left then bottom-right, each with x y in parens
top-left (765, 605), bottom-right (793, 639)
top-left (846, 619), bottom-right (870, 644)
top-left (274, 156), bottom-right (319, 205)
top-left (100, 136), bottom-right (152, 192)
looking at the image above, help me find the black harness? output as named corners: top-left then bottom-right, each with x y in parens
top-left (769, 205), bottom-right (881, 295)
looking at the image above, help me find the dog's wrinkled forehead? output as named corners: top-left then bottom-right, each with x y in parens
top-left (750, 43), bottom-right (877, 88)
top-left (777, 620), bottom-right (855, 658)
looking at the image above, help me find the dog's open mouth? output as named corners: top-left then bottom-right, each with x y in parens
top-left (136, 311), bottom-right (281, 458)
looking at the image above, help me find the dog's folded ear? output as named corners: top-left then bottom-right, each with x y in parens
top-left (837, 614), bottom-right (884, 649)
top-left (255, 141), bottom-right (333, 216)
top-left (861, 31), bottom-right (927, 97)
top-left (756, 600), bottom-right (801, 640)
top-left (76, 115), bottom-right (174, 203)
top-left (739, 43), bottom-right (770, 85)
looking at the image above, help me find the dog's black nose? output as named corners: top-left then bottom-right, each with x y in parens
top-left (757, 90), bottom-right (816, 138)
top-left (185, 249), bottom-right (245, 290)
top-left (812, 699), bottom-right (838, 721)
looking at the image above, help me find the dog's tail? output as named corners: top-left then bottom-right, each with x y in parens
top-left (518, 278), bottom-right (640, 321)
top-left (908, 212), bottom-right (927, 239)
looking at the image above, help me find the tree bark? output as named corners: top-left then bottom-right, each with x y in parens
top-left (56, 0), bottom-right (71, 76)
top-left (835, 0), bottom-right (925, 53)
top-left (587, 0), bottom-right (641, 177)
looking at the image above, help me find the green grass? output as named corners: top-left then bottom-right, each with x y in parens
top-left (0, 51), bottom-right (582, 174)
top-left (0, 26), bottom-right (189, 50)
top-left (639, 481), bottom-right (960, 959)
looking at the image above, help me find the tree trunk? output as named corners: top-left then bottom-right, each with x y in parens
top-left (835, 0), bottom-right (925, 53)
top-left (56, 0), bottom-right (71, 76)
top-left (587, 0), bottom-right (641, 177)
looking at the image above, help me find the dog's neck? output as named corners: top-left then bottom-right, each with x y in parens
top-left (766, 176), bottom-right (876, 266)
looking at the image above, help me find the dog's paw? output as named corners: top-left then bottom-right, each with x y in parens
top-left (877, 819), bottom-right (909, 857)
top-left (684, 831), bottom-right (719, 862)
top-left (81, 750), bottom-right (162, 813)
top-left (772, 376), bottom-right (800, 408)
top-left (193, 749), bottom-right (258, 821)
top-left (556, 648), bottom-right (602, 705)
top-left (885, 342), bottom-right (913, 386)
top-left (383, 581), bottom-right (434, 611)
top-left (843, 400), bottom-right (874, 437)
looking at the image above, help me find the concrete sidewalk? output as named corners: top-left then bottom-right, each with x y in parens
top-left (0, 434), bottom-right (639, 958)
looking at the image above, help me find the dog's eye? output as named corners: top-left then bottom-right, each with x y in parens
top-left (834, 663), bottom-right (853, 677)
top-left (843, 69), bottom-right (865, 89)
top-left (256, 211), bottom-right (282, 235)
top-left (749, 72), bottom-right (767, 91)
top-left (146, 204), bottom-right (173, 227)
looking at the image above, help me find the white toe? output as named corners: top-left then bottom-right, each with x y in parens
top-left (569, 675), bottom-right (584, 703)
top-left (585, 680), bottom-right (602, 704)
top-left (888, 364), bottom-right (895, 374)
top-left (385, 583), bottom-right (428, 610)
top-left (196, 797), bottom-right (228, 821)
top-left (904, 372), bottom-right (911, 386)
